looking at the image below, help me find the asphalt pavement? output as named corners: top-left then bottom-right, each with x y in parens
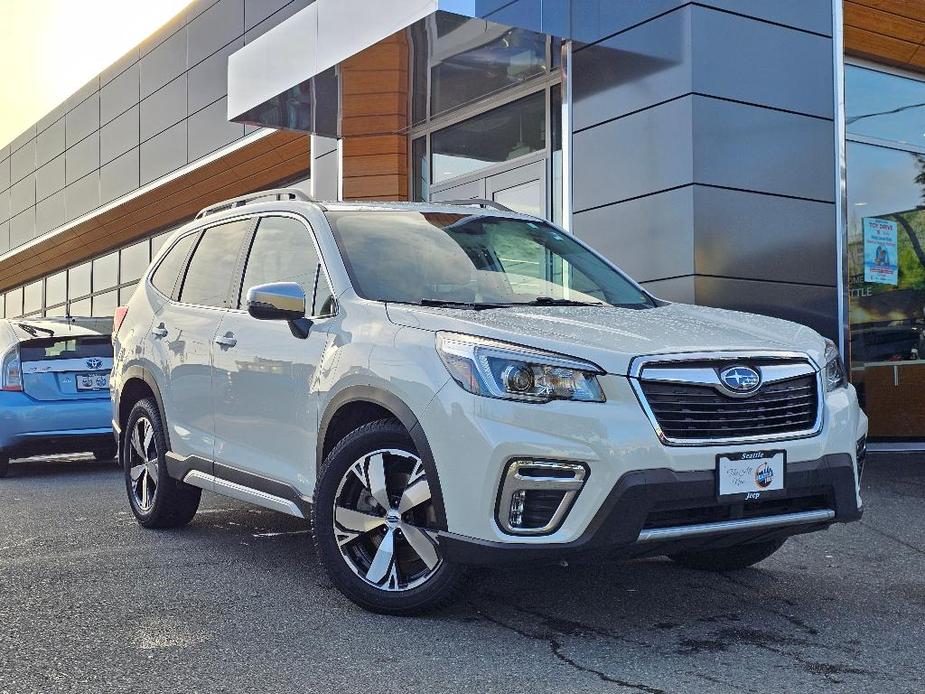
top-left (0, 453), bottom-right (923, 694)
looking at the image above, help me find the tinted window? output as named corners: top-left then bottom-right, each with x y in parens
top-left (20, 336), bottom-right (112, 361)
top-left (180, 220), bottom-right (251, 308)
top-left (151, 232), bottom-right (198, 297)
top-left (239, 217), bottom-right (319, 311)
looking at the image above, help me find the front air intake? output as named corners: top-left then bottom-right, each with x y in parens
top-left (497, 460), bottom-right (588, 535)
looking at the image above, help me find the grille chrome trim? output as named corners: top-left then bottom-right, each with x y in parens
top-left (628, 351), bottom-right (824, 447)
top-left (637, 509), bottom-right (835, 542)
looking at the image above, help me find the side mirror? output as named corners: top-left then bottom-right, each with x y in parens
top-left (246, 282), bottom-right (306, 321)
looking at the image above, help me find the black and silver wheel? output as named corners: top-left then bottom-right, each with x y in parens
top-left (313, 418), bottom-right (466, 614)
top-left (123, 397), bottom-right (201, 528)
top-left (669, 538), bottom-right (786, 572)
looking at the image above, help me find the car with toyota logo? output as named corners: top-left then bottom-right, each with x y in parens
top-left (0, 317), bottom-right (116, 478)
top-left (110, 189), bottom-right (867, 614)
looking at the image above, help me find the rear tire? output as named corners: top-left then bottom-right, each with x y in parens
top-left (669, 538), bottom-right (786, 572)
top-left (123, 397), bottom-right (201, 528)
top-left (0, 456), bottom-right (8, 479)
top-left (313, 418), bottom-right (467, 615)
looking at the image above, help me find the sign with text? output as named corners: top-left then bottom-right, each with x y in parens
top-left (863, 217), bottom-right (899, 286)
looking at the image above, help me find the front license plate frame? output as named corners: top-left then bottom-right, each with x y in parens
top-left (716, 450), bottom-right (786, 501)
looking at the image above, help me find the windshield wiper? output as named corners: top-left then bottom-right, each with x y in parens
top-left (17, 323), bottom-right (55, 337)
top-left (419, 298), bottom-right (512, 311)
top-left (520, 297), bottom-right (604, 307)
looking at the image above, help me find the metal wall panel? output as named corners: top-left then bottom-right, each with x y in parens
top-left (65, 133), bottom-right (100, 185)
top-left (140, 27), bottom-right (188, 98)
top-left (65, 172), bottom-right (100, 221)
top-left (100, 148), bottom-right (140, 205)
top-left (9, 127), bottom-right (35, 154)
top-left (10, 140), bottom-right (35, 184)
top-left (35, 119), bottom-right (65, 168)
top-left (0, 156), bottom-right (9, 192)
top-left (691, 96), bottom-right (834, 202)
top-left (639, 276), bottom-right (696, 304)
top-left (140, 121), bottom-right (188, 185)
top-left (65, 95), bottom-right (99, 146)
top-left (100, 106), bottom-right (140, 166)
top-left (101, 62), bottom-right (140, 125)
top-left (10, 177), bottom-right (35, 217)
top-left (572, 96), bottom-right (693, 212)
top-left (189, 38), bottom-right (242, 113)
top-left (9, 209), bottom-right (35, 248)
top-left (141, 74), bottom-right (188, 141)
top-left (35, 155), bottom-right (65, 202)
top-left (35, 191), bottom-right (66, 235)
top-left (574, 186), bottom-right (695, 283)
top-left (0, 222), bottom-right (8, 254)
top-left (188, 98), bottom-right (244, 160)
top-left (188, 0), bottom-right (244, 66)
top-left (0, 190), bottom-right (9, 225)
top-left (700, 0), bottom-right (832, 36)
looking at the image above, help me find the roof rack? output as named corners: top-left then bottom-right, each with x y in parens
top-left (195, 188), bottom-right (315, 219)
top-left (439, 198), bottom-right (514, 213)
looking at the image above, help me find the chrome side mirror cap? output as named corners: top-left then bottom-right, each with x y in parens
top-left (246, 282), bottom-right (306, 322)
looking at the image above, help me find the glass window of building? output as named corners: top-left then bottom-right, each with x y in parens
top-left (6, 287), bottom-right (23, 318)
top-left (120, 240), bottom-right (151, 283)
top-left (69, 297), bottom-right (90, 317)
top-left (23, 281), bottom-right (42, 315)
top-left (431, 91), bottom-right (546, 184)
top-left (846, 64), bottom-right (925, 441)
top-left (92, 290), bottom-right (118, 317)
top-left (68, 263), bottom-right (91, 300)
top-left (119, 283), bottom-right (138, 305)
top-left (92, 251), bottom-right (119, 292)
top-left (45, 304), bottom-right (68, 317)
top-left (46, 270), bottom-right (67, 307)
top-left (152, 232), bottom-right (170, 257)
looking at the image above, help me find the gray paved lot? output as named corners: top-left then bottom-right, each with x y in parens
top-left (0, 454), bottom-right (923, 693)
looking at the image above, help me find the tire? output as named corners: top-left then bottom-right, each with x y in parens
top-left (0, 456), bottom-right (8, 479)
top-left (123, 397), bottom-right (201, 529)
top-left (93, 443), bottom-right (118, 461)
top-left (313, 418), bottom-right (467, 615)
top-left (669, 538), bottom-right (786, 572)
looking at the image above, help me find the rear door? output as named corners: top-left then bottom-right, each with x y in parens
top-left (148, 218), bottom-right (254, 463)
top-left (20, 334), bottom-right (113, 401)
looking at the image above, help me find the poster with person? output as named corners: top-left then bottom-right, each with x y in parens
top-left (863, 217), bottom-right (899, 285)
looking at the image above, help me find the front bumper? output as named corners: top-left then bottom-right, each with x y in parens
top-left (439, 453), bottom-right (860, 566)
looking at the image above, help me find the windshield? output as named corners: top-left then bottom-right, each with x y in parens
top-left (325, 211), bottom-right (653, 308)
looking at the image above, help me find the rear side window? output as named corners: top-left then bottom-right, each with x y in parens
top-left (179, 220), bottom-right (252, 308)
top-left (20, 336), bottom-right (112, 362)
top-left (238, 216), bottom-right (334, 316)
top-left (151, 232), bottom-right (198, 297)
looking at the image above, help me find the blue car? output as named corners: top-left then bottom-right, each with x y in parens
top-left (0, 318), bottom-right (115, 478)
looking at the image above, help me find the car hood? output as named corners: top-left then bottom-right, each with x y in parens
top-left (385, 302), bottom-right (827, 374)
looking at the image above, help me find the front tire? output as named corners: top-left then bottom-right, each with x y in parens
top-left (669, 538), bottom-right (786, 572)
top-left (123, 398), bottom-right (201, 528)
top-left (313, 418), bottom-right (466, 615)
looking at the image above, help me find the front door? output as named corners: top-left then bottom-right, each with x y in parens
top-left (211, 215), bottom-right (334, 491)
top-left (431, 160), bottom-right (548, 219)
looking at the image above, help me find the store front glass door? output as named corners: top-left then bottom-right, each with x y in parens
top-left (846, 64), bottom-right (925, 440)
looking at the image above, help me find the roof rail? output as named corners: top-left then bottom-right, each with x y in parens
top-left (439, 198), bottom-right (514, 213)
top-left (195, 188), bottom-right (315, 219)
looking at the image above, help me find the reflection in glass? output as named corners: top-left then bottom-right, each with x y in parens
top-left (412, 137), bottom-right (428, 201)
top-left (69, 298), bottom-right (90, 317)
top-left (847, 142), bottom-right (925, 438)
top-left (23, 281), bottom-right (42, 315)
top-left (93, 251), bottom-right (119, 291)
top-left (68, 263), bottom-right (91, 299)
top-left (6, 287), bottom-right (23, 318)
top-left (846, 66), bottom-right (925, 147)
top-left (119, 283), bottom-right (139, 305)
top-left (45, 304), bottom-right (67, 317)
top-left (46, 271), bottom-right (66, 307)
top-left (120, 241), bottom-right (151, 283)
top-left (432, 91), bottom-right (545, 184)
top-left (92, 290), bottom-right (118, 317)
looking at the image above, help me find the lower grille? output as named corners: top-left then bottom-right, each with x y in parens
top-left (635, 358), bottom-right (821, 443)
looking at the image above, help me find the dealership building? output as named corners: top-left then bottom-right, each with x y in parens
top-left (0, 0), bottom-right (923, 444)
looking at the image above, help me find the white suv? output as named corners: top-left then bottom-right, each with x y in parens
top-left (111, 188), bottom-right (867, 614)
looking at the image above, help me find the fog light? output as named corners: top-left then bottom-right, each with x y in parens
top-left (509, 490), bottom-right (527, 528)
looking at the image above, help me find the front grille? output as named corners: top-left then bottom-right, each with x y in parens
top-left (639, 370), bottom-right (819, 442)
top-left (642, 494), bottom-right (830, 530)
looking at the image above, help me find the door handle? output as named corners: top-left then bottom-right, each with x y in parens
top-left (215, 334), bottom-right (237, 348)
top-left (152, 324), bottom-right (168, 338)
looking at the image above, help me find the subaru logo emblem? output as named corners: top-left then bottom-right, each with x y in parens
top-left (86, 358), bottom-right (103, 370)
top-left (719, 366), bottom-right (761, 393)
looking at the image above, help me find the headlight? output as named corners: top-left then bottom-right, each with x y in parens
top-left (436, 333), bottom-right (605, 403)
top-left (823, 339), bottom-right (848, 392)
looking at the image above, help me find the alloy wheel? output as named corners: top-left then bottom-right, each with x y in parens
top-left (128, 416), bottom-right (159, 512)
top-left (333, 449), bottom-right (441, 592)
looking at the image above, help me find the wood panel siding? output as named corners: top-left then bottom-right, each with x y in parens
top-left (845, 0), bottom-right (925, 71)
top-left (0, 130), bottom-right (309, 292)
top-left (340, 31), bottom-right (411, 201)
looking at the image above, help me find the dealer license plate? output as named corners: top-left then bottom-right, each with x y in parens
top-left (76, 372), bottom-right (109, 391)
top-left (716, 450), bottom-right (785, 499)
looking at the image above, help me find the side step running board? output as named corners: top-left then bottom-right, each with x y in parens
top-left (183, 470), bottom-right (306, 519)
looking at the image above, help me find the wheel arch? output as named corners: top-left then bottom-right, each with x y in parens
top-left (117, 365), bottom-right (170, 450)
top-left (318, 386), bottom-right (447, 530)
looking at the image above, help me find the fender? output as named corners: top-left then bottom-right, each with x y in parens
top-left (318, 385), bottom-right (447, 531)
top-left (116, 364), bottom-right (170, 450)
